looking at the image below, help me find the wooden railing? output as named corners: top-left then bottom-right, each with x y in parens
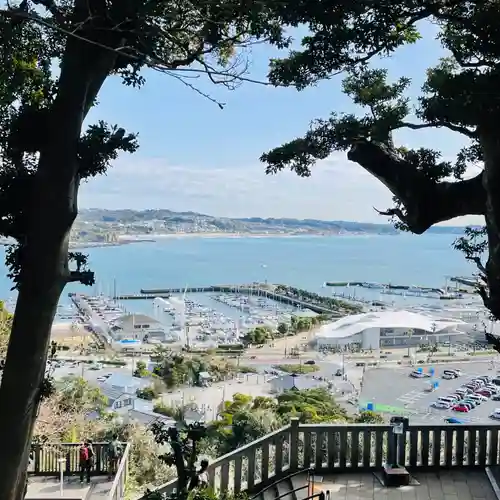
top-left (147, 420), bottom-right (500, 498)
top-left (108, 443), bottom-right (131, 500)
top-left (29, 442), bottom-right (130, 498)
top-left (29, 442), bottom-right (110, 475)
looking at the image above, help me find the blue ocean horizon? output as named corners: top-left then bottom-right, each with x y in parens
top-left (0, 233), bottom-right (477, 315)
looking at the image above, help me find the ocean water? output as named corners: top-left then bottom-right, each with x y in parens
top-left (0, 233), bottom-right (476, 315)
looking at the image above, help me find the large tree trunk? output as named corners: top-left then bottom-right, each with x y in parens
top-left (0, 24), bottom-right (117, 496)
top-left (480, 130), bottom-right (500, 318)
top-left (0, 117), bottom-right (82, 497)
top-left (0, 243), bottom-right (68, 498)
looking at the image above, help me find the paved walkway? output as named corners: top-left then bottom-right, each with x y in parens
top-left (27, 476), bottom-right (113, 499)
top-left (319, 471), bottom-right (496, 500)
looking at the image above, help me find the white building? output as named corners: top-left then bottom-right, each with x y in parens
top-left (109, 313), bottom-right (168, 342)
top-left (314, 310), bottom-right (465, 349)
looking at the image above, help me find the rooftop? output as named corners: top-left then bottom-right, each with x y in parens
top-left (111, 313), bottom-right (161, 328)
top-left (315, 310), bottom-right (464, 339)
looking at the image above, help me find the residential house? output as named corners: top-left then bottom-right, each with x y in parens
top-left (100, 385), bottom-right (135, 412)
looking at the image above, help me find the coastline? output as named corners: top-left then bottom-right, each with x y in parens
top-left (67, 231), bottom-right (396, 249)
top-left (0, 231), bottom-right (399, 251)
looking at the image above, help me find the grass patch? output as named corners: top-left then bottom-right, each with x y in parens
top-left (238, 365), bottom-right (258, 374)
top-left (274, 364), bottom-right (320, 374)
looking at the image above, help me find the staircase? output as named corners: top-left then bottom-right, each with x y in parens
top-left (254, 471), bottom-right (323, 500)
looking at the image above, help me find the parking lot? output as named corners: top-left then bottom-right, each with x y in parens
top-left (360, 361), bottom-right (500, 423)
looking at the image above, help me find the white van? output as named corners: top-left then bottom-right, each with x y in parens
top-left (438, 396), bottom-right (458, 404)
top-left (469, 394), bottom-right (488, 402)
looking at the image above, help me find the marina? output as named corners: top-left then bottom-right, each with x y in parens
top-left (115, 284), bottom-right (351, 315)
top-left (69, 287), bottom-right (314, 352)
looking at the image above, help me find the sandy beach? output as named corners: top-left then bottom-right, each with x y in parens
top-left (51, 322), bottom-right (92, 347)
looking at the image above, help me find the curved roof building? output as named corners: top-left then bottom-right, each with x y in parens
top-left (315, 310), bottom-right (465, 349)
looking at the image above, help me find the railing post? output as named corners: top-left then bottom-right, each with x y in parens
top-left (290, 418), bottom-right (299, 471)
top-left (34, 444), bottom-right (40, 474)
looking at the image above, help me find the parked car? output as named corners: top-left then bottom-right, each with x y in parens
top-left (453, 405), bottom-right (470, 412)
top-left (469, 394), bottom-right (488, 402)
top-left (438, 396), bottom-right (459, 405)
top-left (491, 410), bottom-right (500, 420)
top-left (432, 401), bottom-right (451, 409)
top-left (461, 399), bottom-right (478, 408)
top-left (445, 417), bottom-right (465, 424)
top-left (476, 389), bottom-right (494, 397)
top-left (492, 394), bottom-right (500, 401)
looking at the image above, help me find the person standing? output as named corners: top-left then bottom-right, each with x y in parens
top-left (79, 441), bottom-right (93, 484)
top-left (107, 435), bottom-right (122, 479)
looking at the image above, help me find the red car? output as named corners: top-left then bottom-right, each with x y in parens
top-left (453, 405), bottom-right (470, 412)
top-left (476, 390), bottom-right (493, 397)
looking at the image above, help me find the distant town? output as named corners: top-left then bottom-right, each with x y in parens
top-left (0, 208), bottom-right (470, 248)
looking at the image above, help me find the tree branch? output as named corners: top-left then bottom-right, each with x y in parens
top-left (347, 140), bottom-right (485, 233)
top-left (67, 270), bottom-right (95, 285)
top-left (400, 121), bottom-right (477, 139)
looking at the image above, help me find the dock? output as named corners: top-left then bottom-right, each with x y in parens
top-left (115, 285), bottom-right (346, 316)
top-left (68, 293), bottom-right (113, 348)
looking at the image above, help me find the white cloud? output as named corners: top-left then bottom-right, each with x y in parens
top-left (79, 153), bottom-right (484, 226)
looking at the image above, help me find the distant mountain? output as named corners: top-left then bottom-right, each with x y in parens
top-left (77, 209), bottom-right (473, 236)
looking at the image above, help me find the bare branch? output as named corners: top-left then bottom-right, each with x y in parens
top-left (400, 121), bottom-right (477, 139)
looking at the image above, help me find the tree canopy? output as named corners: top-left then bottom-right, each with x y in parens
top-left (261, 0), bottom-right (499, 318)
top-left (0, 1), bottom-right (289, 497)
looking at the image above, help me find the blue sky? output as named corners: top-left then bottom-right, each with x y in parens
top-left (80, 22), bottom-right (482, 226)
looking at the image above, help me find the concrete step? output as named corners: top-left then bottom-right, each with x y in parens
top-left (276, 478), bottom-right (294, 500)
top-left (290, 473), bottom-right (310, 500)
top-left (262, 484), bottom-right (279, 500)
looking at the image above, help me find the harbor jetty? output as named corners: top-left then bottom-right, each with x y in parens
top-left (115, 284), bottom-right (362, 315)
top-left (324, 277), bottom-right (473, 299)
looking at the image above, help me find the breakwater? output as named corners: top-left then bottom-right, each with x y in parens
top-left (325, 279), bottom-right (472, 296)
top-left (325, 281), bottom-right (443, 292)
top-left (115, 285), bottom-right (347, 316)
